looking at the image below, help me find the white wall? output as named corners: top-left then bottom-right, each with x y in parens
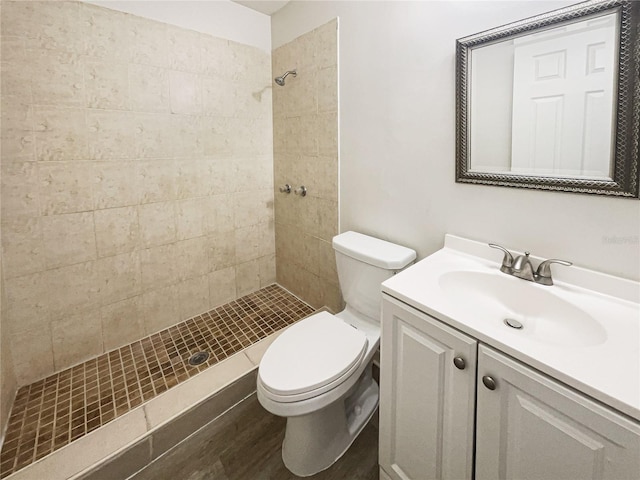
top-left (272, 1), bottom-right (640, 281)
top-left (86, 0), bottom-right (271, 50)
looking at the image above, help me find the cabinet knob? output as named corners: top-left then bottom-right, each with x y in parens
top-left (482, 375), bottom-right (497, 390)
top-left (453, 356), bottom-right (466, 370)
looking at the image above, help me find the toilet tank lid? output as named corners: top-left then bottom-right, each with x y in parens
top-left (332, 231), bottom-right (417, 270)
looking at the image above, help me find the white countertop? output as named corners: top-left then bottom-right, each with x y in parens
top-left (381, 235), bottom-right (640, 421)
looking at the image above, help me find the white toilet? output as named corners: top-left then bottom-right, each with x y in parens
top-left (257, 231), bottom-right (416, 476)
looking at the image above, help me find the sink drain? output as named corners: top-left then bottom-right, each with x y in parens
top-left (504, 318), bottom-right (524, 330)
top-left (188, 351), bottom-right (210, 366)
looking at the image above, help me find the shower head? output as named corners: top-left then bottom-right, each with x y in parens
top-left (274, 70), bottom-right (297, 86)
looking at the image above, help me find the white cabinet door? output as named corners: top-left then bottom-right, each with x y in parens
top-left (379, 295), bottom-right (477, 480)
top-left (476, 345), bottom-right (640, 480)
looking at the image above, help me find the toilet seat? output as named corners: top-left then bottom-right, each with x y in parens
top-left (258, 312), bottom-right (368, 401)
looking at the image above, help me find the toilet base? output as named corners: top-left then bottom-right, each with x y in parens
top-left (281, 365), bottom-right (379, 477)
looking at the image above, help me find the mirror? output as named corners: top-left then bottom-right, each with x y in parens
top-left (455, 0), bottom-right (639, 197)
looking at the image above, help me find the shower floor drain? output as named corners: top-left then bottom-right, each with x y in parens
top-left (188, 351), bottom-right (210, 366)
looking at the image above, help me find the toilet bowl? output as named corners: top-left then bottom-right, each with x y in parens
top-left (257, 231), bottom-right (416, 477)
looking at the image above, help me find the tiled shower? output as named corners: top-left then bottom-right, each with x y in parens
top-left (0, 1), bottom-right (338, 476)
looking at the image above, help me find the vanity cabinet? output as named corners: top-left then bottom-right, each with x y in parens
top-left (476, 345), bottom-right (640, 480)
top-left (379, 294), bottom-right (640, 480)
top-left (379, 295), bottom-right (477, 480)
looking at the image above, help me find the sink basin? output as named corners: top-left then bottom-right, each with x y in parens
top-left (438, 271), bottom-right (608, 347)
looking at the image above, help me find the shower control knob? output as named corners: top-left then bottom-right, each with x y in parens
top-left (294, 186), bottom-right (307, 197)
top-left (482, 375), bottom-right (497, 390)
top-left (279, 184), bottom-right (292, 194)
top-left (453, 357), bottom-right (466, 370)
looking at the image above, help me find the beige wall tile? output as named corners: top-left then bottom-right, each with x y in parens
top-left (38, 162), bottom-right (94, 215)
top-left (94, 206), bottom-right (139, 257)
top-left (318, 238), bottom-right (338, 283)
top-left (177, 275), bottom-right (210, 319)
top-left (260, 221), bottom-right (276, 256)
top-left (296, 195), bottom-right (320, 238)
top-left (299, 269), bottom-right (322, 309)
top-left (139, 160), bottom-right (176, 204)
top-left (167, 26), bottom-right (201, 73)
top-left (41, 212), bottom-right (97, 269)
top-left (10, 326), bottom-right (54, 385)
top-left (320, 278), bottom-right (344, 314)
top-left (311, 155), bottom-right (339, 201)
top-left (93, 162), bottom-right (140, 208)
top-left (235, 259), bottom-right (260, 297)
top-left (138, 201), bottom-right (177, 247)
top-left (176, 237), bottom-right (209, 281)
top-left (170, 115), bottom-right (203, 158)
top-left (137, 113), bottom-right (173, 159)
top-left (315, 19), bottom-right (338, 70)
top-left (207, 157), bottom-right (237, 195)
top-left (85, 60), bottom-right (129, 109)
top-left (33, 106), bottom-right (88, 161)
top-left (317, 198), bottom-right (339, 241)
top-left (45, 261), bottom-right (101, 320)
top-left (204, 194), bottom-right (235, 234)
top-left (233, 189), bottom-right (273, 229)
top-left (258, 254), bottom-right (276, 287)
top-left (208, 267), bottom-right (236, 308)
top-left (235, 224), bottom-right (261, 263)
top-left (317, 66), bottom-right (337, 113)
top-left (87, 110), bottom-right (138, 160)
top-left (176, 198), bottom-right (207, 240)
top-left (1, 162), bottom-right (40, 218)
top-left (128, 15), bottom-right (168, 68)
top-left (200, 34), bottom-right (231, 78)
top-left (1, 1), bottom-right (83, 53)
top-left (28, 50), bottom-right (85, 107)
top-left (169, 70), bottom-right (201, 115)
top-left (101, 296), bottom-right (144, 352)
top-left (80, 2), bottom-right (131, 61)
top-left (141, 284), bottom-right (180, 335)
top-left (207, 231), bottom-right (236, 272)
top-left (0, 98), bottom-right (35, 162)
top-left (129, 64), bottom-right (170, 112)
top-left (176, 160), bottom-right (210, 200)
top-left (51, 308), bottom-right (103, 371)
top-left (140, 243), bottom-right (178, 291)
top-left (5, 272), bottom-right (50, 333)
top-left (98, 251), bottom-right (142, 305)
top-left (1, 58), bottom-right (33, 103)
top-left (1, 217), bottom-right (45, 279)
top-left (317, 111), bottom-right (338, 157)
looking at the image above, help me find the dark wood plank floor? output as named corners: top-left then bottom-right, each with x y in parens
top-left (131, 393), bottom-right (379, 480)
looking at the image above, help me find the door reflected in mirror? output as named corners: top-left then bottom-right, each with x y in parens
top-left (456, 0), bottom-right (639, 197)
top-left (470, 12), bottom-right (618, 180)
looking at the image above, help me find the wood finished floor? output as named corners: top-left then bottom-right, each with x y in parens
top-left (131, 393), bottom-right (379, 480)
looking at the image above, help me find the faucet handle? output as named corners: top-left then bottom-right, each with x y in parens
top-left (488, 243), bottom-right (514, 273)
top-left (536, 259), bottom-right (572, 286)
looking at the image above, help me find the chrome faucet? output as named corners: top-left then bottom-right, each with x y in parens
top-left (488, 244), bottom-right (572, 286)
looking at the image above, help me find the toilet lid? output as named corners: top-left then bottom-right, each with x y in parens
top-left (259, 312), bottom-right (368, 396)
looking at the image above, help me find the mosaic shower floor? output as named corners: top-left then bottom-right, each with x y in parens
top-left (0, 284), bottom-right (314, 478)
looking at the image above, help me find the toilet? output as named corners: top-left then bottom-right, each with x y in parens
top-left (257, 231), bottom-right (416, 476)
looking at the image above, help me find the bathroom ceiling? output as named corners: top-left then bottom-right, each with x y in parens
top-left (233, 0), bottom-right (290, 16)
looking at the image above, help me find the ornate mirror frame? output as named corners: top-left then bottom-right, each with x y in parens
top-left (455, 0), bottom-right (640, 197)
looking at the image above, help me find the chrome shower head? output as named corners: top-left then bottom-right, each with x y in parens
top-left (274, 70), bottom-right (297, 86)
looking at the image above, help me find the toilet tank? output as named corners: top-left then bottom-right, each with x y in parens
top-left (332, 232), bottom-right (416, 321)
